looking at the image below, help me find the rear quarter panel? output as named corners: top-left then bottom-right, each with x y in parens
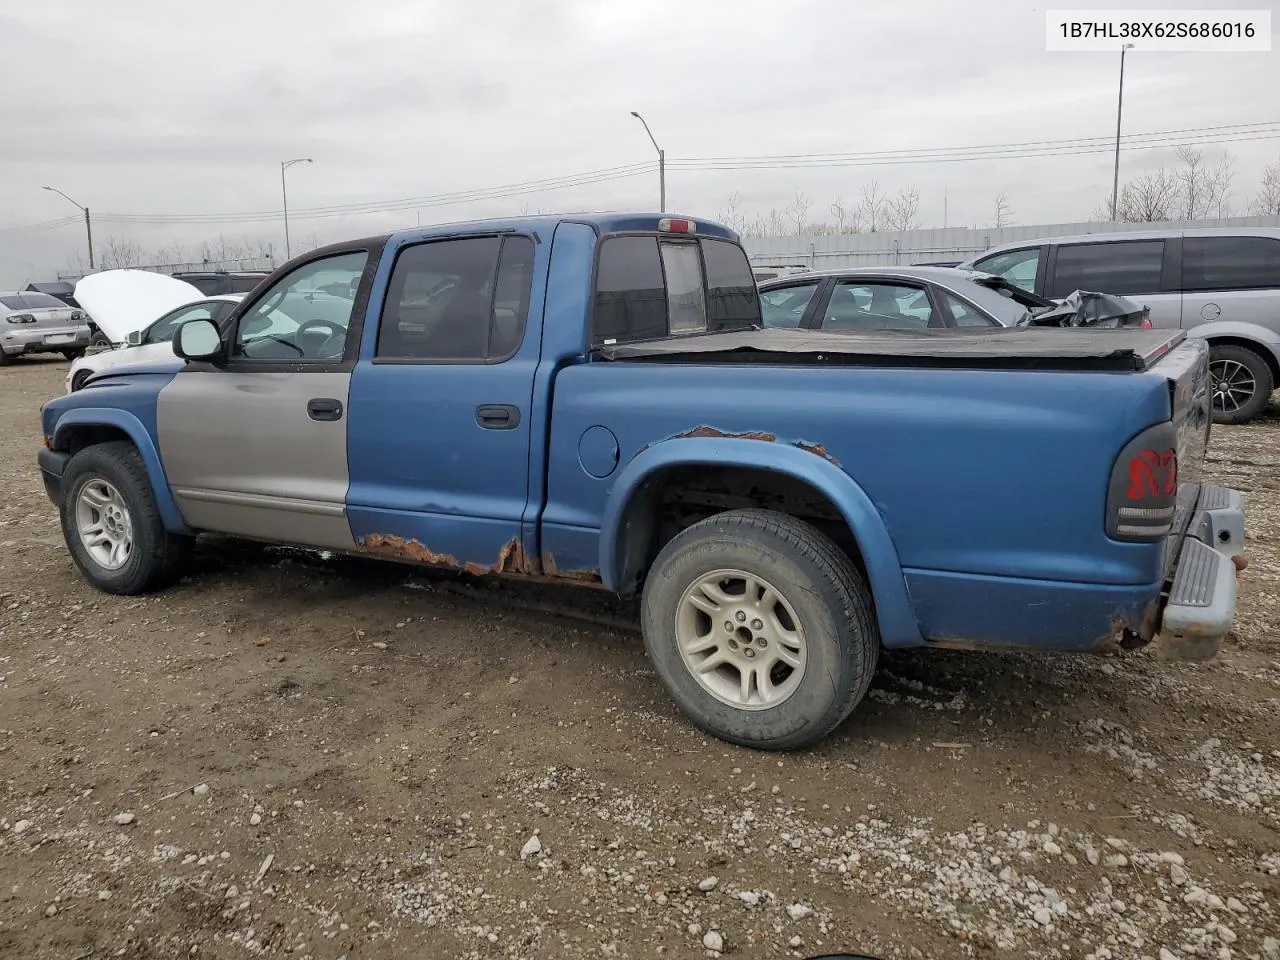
top-left (544, 359), bottom-right (1176, 648)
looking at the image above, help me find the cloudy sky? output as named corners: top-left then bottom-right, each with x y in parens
top-left (1, 0), bottom-right (1277, 286)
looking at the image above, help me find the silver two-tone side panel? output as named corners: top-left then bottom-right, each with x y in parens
top-left (156, 370), bottom-right (356, 550)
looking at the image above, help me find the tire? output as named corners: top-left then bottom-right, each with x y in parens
top-left (0, 349), bottom-right (11, 367)
top-left (1209, 344), bottom-right (1274, 425)
top-left (70, 369), bottom-right (92, 392)
top-left (89, 328), bottom-right (113, 348)
top-left (59, 441), bottom-right (193, 595)
top-left (640, 508), bottom-right (879, 751)
top-left (61, 348), bottom-right (86, 361)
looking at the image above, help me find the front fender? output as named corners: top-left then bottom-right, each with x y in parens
top-left (598, 437), bottom-right (923, 647)
top-left (51, 407), bottom-right (191, 535)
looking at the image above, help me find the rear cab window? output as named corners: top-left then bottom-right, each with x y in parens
top-left (591, 233), bottom-right (760, 346)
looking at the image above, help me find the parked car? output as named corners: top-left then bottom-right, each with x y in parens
top-left (0, 291), bottom-right (91, 364)
top-left (170, 271), bottom-right (271, 297)
top-left (751, 264), bottom-right (811, 284)
top-left (756, 265), bottom-right (1148, 331)
top-left (958, 227), bottom-right (1280, 424)
top-left (36, 213), bottom-right (1244, 751)
top-left (67, 279), bottom-right (243, 391)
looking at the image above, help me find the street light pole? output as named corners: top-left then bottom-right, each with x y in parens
top-left (629, 111), bottom-right (666, 213)
top-left (280, 158), bottom-right (313, 260)
top-left (1110, 43), bottom-right (1135, 221)
top-left (42, 185), bottom-right (94, 269)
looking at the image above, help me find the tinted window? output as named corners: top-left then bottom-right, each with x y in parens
top-left (973, 248), bottom-right (1041, 293)
top-left (760, 282), bottom-right (820, 328)
top-left (1182, 236), bottom-right (1280, 292)
top-left (234, 251), bottom-right (366, 361)
top-left (146, 302), bottom-right (218, 344)
top-left (1, 293), bottom-right (64, 310)
top-left (702, 238), bottom-right (762, 330)
top-left (592, 235), bottom-right (759, 345)
top-left (593, 236), bottom-right (668, 344)
top-left (229, 275), bottom-right (267, 293)
top-left (941, 291), bottom-right (997, 327)
top-left (1050, 241), bottom-right (1164, 298)
top-left (377, 235), bottom-right (533, 361)
top-left (822, 282), bottom-right (935, 331)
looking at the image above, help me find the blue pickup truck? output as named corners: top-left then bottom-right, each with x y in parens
top-left (37, 213), bottom-right (1246, 750)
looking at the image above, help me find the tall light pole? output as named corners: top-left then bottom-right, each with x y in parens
top-left (42, 186), bottom-right (94, 270)
top-left (1110, 43), bottom-right (1136, 221)
top-left (629, 111), bottom-right (665, 213)
top-left (280, 158), bottom-right (313, 260)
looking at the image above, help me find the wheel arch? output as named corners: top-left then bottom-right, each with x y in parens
top-left (598, 437), bottom-right (923, 647)
top-left (52, 408), bottom-right (191, 534)
top-left (1192, 329), bottom-right (1280, 384)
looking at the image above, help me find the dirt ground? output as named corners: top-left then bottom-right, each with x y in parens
top-left (1, 356), bottom-right (1277, 960)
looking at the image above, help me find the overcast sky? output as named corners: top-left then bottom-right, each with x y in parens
top-left (1, 0), bottom-right (1277, 286)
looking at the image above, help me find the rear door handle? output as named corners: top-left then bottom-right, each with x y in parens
top-left (307, 398), bottom-right (344, 422)
top-left (475, 404), bottom-right (520, 430)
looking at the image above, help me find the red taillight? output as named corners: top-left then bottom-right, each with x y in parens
top-left (1140, 317), bottom-right (1153, 329)
top-left (1107, 423), bottom-right (1179, 541)
top-left (658, 217), bottom-right (696, 234)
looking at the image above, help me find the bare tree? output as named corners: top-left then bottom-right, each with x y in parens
top-left (883, 185), bottom-right (921, 232)
top-left (1251, 156), bottom-right (1280, 215)
top-left (1116, 170), bottom-right (1179, 222)
top-left (856, 180), bottom-right (887, 232)
top-left (1209, 153), bottom-right (1236, 217)
top-left (717, 192), bottom-right (746, 233)
top-left (99, 236), bottom-right (143, 269)
top-left (1174, 146), bottom-right (1236, 220)
top-left (992, 191), bottom-right (1014, 228)
top-left (787, 191), bottom-right (812, 235)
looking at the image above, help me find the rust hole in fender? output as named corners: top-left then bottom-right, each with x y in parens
top-left (671, 425), bottom-right (777, 443)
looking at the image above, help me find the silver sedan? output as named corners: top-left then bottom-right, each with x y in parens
top-left (1, 291), bottom-right (92, 365)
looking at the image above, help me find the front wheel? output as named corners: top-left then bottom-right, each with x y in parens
top-left (59, 441), bottom-right (193, 594)
top-left (70, 368), bottom-right (92, 392)
top-left (89, 328), bottom-right (112, 348)
top-left (61, 348), bottom-right (86, 361)
top-left (1209, 344), bottom-right (1274, 425)
top-left (640, 509), bottom-right (879, 751)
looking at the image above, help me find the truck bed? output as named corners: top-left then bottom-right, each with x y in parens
top-left (597, 327), bottom-right (1186, 373)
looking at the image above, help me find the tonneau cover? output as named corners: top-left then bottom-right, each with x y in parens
top-left (597, 326), bottom-right (1186, 373)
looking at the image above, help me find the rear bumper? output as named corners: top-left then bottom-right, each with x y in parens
top-left (1150, 484), bottom-right (1246, 661)
top-left (2, 327), bottom-right (91, 355)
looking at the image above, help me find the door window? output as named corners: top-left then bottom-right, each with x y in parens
top-left (145, 302), bottom-right (218, 344)
top-left (233, 251), bottom-right (368, 361)
top-left (941, 291), bottom-right (997, 326)
top-left (1182, 236), bottom-right (1280, 292)
top-left (821, 282), bottom-right (935, 331)
top-left (375, 235), bottom-right (535, 362)
top-left (972, 248), bottom-right (1041, 293)
top-left (1049, 241), bottom-right (1164, 298)
top-left (760, 282), bottom-right (820, 328)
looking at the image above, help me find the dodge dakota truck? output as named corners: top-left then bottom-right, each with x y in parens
top-left (37, 213), bottom-right (1246, 751)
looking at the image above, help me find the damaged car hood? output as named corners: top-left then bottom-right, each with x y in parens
top-left (73, 270), bottom-right (204, 343)
top-left (1019, 290), bottom-right (1151, 329)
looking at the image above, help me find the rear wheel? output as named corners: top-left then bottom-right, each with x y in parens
top-left (1209, 344), bottom-right (1274, 425)
top-left (640, 508), bottom-right (879, 751)
top-left (59, 441), bottom-right (193, 594)
top-left (0, 350), bottom-right (10, 367)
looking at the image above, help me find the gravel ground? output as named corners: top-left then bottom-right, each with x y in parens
top-left (1, 356), bottom-right (1277, 960)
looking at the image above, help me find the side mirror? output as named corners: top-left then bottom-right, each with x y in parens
top-left (173, 318), bottom-right (224, 363)
top-left (125, 330), bottom-right (143, 346)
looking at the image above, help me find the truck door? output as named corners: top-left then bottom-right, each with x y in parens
top-left (156, 247), bottom-right (377, 549)
top-left (343, 231), bottom-right (543, 573)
